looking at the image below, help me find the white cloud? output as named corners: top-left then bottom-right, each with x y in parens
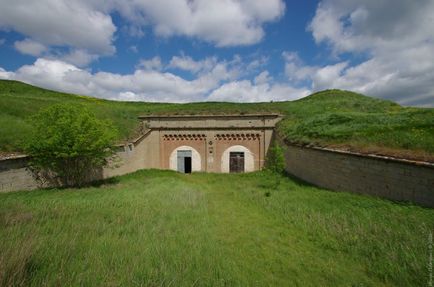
top-left (305, 0), bottom-right (434, 106)
top-left (283, 51), bottom-right (318, 82)
top-left (122, 24), bottom-right (145, 38)
top-left (0, 57), bottom-right (310, 103)
top-left (59, 49), bottom-right (99, 67)
top-left (14, 39), bottom-right (47, 56)
top-left (137, 56), bottom-right (163, 71)
top-left (254, 71), bottom-right (271, 85)
top-left (11, 58), bottom-right (84, 95)
top-left (111, 0), bottom-right (286, 47)
top-left (208, 80), bottom-right (310, 102)
top-left (0, 1), bottom-right (116, 55)
top-left (311, 62), bottom-right (348, 91)
top-left (245, 55), bottom-right (269, 74)
top-left (309, 0), bottom-right (434, 54)
top-left (0, 57), bottom-right (231, 102)
top-left (0, 67), bottom-right (13, 79)
top-left (168, 55), bottom-right (217, 74)
top-left (0, 0), bottom-right (285, 67)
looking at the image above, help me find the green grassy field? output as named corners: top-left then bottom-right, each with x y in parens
top-left (1, 80), bottom-right (433, 160)
top-left (1, 170), bottom-right (433, 286)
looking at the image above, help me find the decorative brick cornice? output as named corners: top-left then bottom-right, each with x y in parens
top-left (215, 133), bottom-right (261, 141)
top-left (162, 134), bottom-right (206, 141)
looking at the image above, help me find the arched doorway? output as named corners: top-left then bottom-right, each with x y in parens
top-left (169, 146), bottom-right (201, 173)
top-left (221, 145), bottom-right (254, 173)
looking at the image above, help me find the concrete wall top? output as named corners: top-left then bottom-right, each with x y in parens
top-left (282, 143), bottom-right (434, 207)
top-left (292, 143), bottom-right (434, 168)
top-left (139, 114), bottom-right (282, 130)
top-left (0, 155), bottom-right (29, 171)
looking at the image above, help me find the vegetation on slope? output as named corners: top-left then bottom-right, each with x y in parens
top-left (0, 80), bottom-right (289, 152)
top-left (1, 170), bottom-right (432, 286)
top-left (1, 80), bottom-right (433, 160)
top-left (278, 90), bottom-right (434, 161)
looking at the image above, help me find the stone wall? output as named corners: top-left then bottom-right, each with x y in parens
top-left (103, 129), bottom-right (160, 178)
top-left (0, 156), bottom-right (38, 192)
top-left (283, 144), bottom-right (434, 207)
top-left (0, 130), bottom-right (160, 192)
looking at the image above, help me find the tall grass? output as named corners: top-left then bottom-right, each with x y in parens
top-left (0, 170), bottom-right (432, 286)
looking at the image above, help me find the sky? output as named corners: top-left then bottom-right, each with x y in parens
top-left (0, 0), bottom-right (433, 107)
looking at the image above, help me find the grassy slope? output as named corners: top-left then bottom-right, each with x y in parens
top-left (0, 80), bottom-right (289, 151)
top-left (278, 90), bottom-right (434, 160)
top-left (1, 80), bottom-right (433, 160)
top-left (0, 170), bottom-right (432, 286)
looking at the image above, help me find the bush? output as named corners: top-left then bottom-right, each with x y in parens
top-left (264, 142), bottom-right (286, 193)
top-left (25, 104), bottom-right (117, 187)
top-left (266, 142), bottom-right (286, 175)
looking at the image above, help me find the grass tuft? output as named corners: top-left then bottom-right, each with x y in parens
top-left (0, 236), bottom-right (36, 287)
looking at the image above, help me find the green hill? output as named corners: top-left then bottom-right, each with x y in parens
top-left (1, 80), bottom-right (433, 161)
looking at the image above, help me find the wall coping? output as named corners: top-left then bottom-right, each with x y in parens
top-left (138, 113), bottom-right (282, 120)
top-left (286, 142), bottom-right (434, 169)
top-left (115, 128), bottom-right (152, 147)
top-left (151, 126), bottom-right (276, 131)
top-left (0, 154), bottom-right (29, 161)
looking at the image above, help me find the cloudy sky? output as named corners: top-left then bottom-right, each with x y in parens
top-left (0, 0), bottom-right (433, 106)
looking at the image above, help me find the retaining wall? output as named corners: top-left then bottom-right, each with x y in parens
top-left (283, 144), bottom-right (434, 207)
top-left (1, 141), bottom-right (433, 208)
top-left (0, 156), bottom-right (38, 192)
top-left (0, 129), bottom-right (159, 193)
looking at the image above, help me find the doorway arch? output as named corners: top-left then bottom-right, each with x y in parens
top-left (169, 145), bottom-right (202, 173)
top-left (221, 145), bottom-right (254, 173)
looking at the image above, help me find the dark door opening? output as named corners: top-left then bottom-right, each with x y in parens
top-left (229, 152), bottom-right (245, 173)
top-left (184, 157), bottom-right (192, 173)
top-left (177, 150), bottom-right (192, 173)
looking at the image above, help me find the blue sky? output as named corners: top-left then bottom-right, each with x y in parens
top-left (0, 0), bottom-right (433, 106)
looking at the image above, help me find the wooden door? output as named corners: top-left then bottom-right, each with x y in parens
top-left (229, 152), bottom-right (245, 173)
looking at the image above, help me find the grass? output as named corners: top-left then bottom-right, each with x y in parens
top-left (0, 170), bottom-right (433, 286)
top-left (1, 80), bottom-right (434, 160)
top-left (277, 91), bottom-right (434, 160)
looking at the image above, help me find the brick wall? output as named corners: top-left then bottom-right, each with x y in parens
top-left (283, 144), bottom-right (434, 207)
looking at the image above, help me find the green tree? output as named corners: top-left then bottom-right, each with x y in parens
top-left (25, 104), bottom-right (117, 187)
top-left (266, 142), bottom-right (286, 175)
top-left (264, 142), bottom-right (286, 193)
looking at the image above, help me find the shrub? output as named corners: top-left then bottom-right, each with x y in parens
top-left (266, 142), bottom-right (286, 175)
top-left (25, 104), bottom-right (117, 187)
top-left (263, 142), bottom-right (286, 193)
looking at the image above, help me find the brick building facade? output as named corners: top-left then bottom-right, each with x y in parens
top-left (104, 114), bottom-right (282, 176)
